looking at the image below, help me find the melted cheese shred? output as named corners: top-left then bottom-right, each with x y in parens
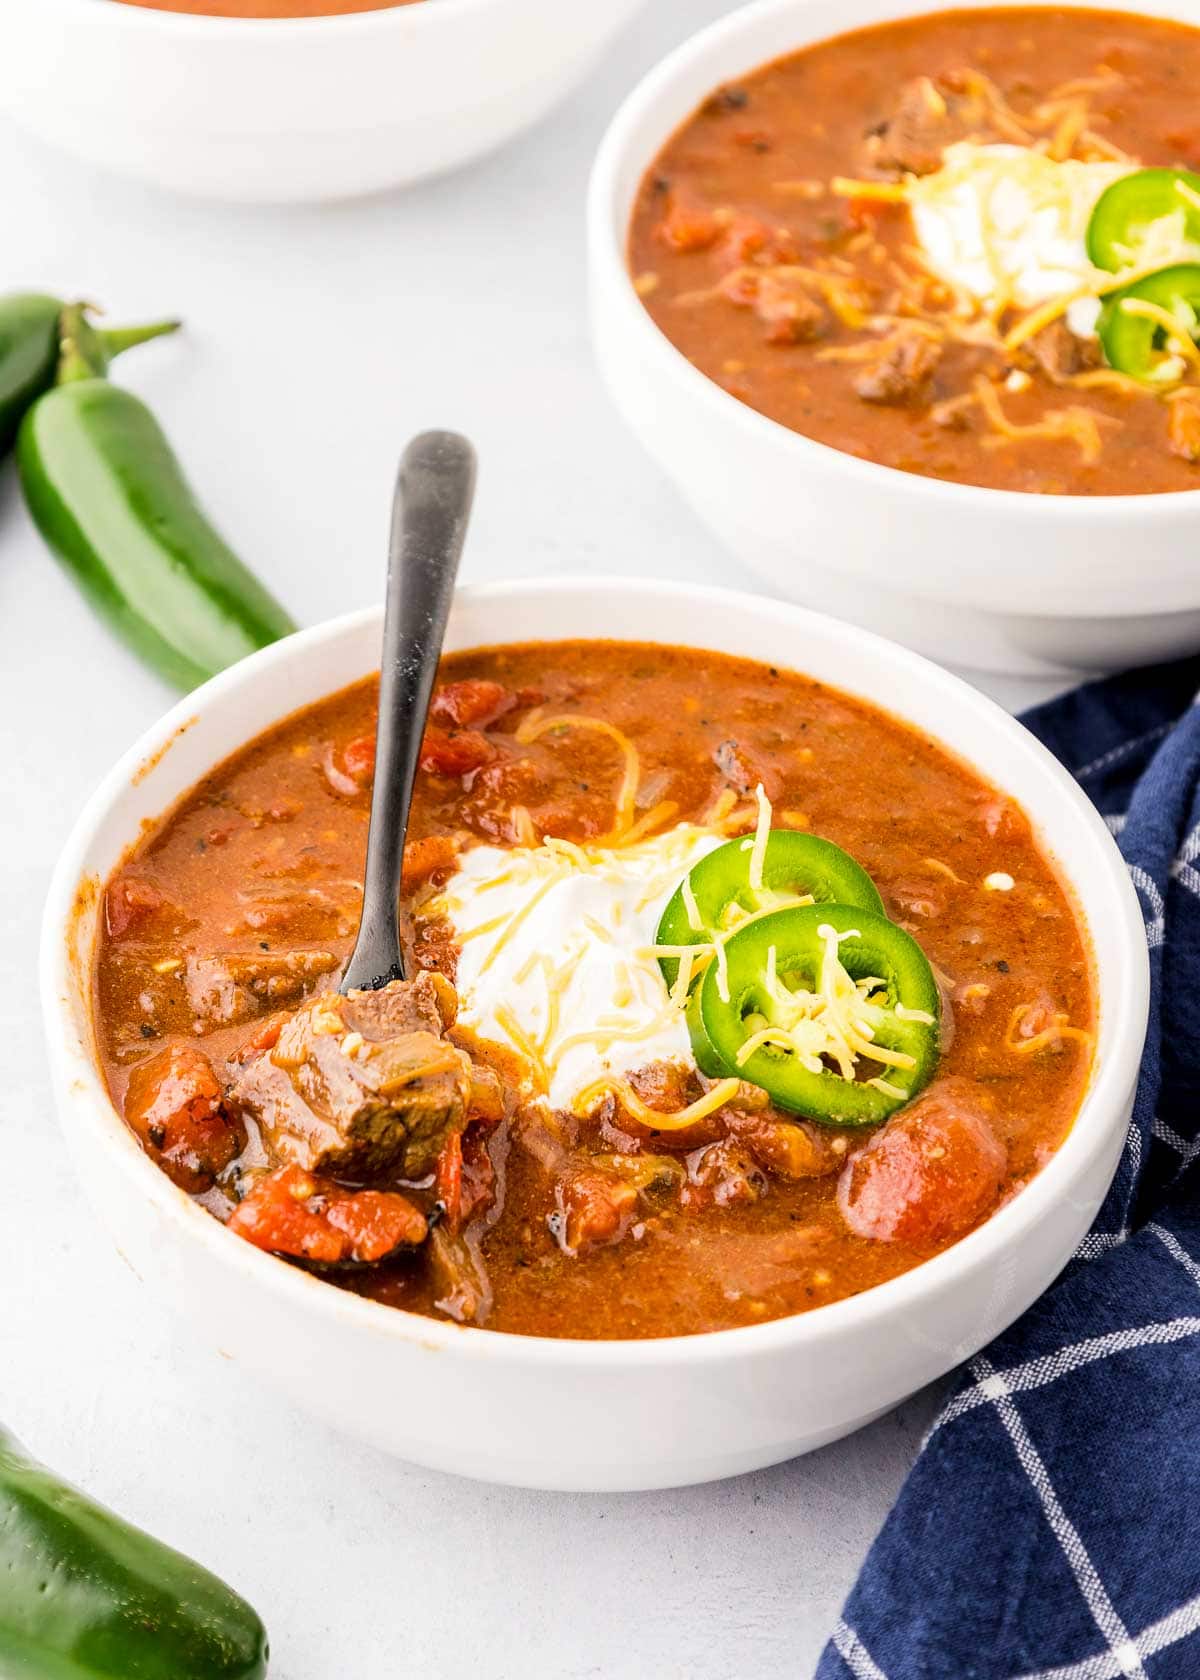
top-left (574, 1076), bottom-right (743, 1132)
top-left (970, 374), bottom-right (1106, 463)
top-left (1005, 1004), bottom-right (1094, 1055)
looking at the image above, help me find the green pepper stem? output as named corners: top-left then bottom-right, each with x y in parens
top-left (56, 303), bottom-right (181, 386)
top-left (99, 319), bottom-right (183, 357)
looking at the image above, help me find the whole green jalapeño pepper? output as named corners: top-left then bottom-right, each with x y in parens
top-left (0, 294), bottom-right (189, 460)
top-left (0, 294), bottom-right (61, 456)
top-left (1087, 168), bottom-right (1200, 273)
top-left (1096, 263), bottom-right (1200, 384)
top-left (17, 305), bottom-right (296, 691)
top-left (0, 1424), bottom-right (268, 1679)
top-left (697, 902), bottom-right (940, 1126)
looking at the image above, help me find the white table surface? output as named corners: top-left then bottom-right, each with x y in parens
top-left (0, 6), bottom-right (1067, 1676)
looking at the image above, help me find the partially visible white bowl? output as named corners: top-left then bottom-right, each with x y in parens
top-left (41, 578), bottom-right (1147, 1490)
top-left (588, 0), bottom-right (1200, 676)
top-left (0, 0), bottom-right (646, 202)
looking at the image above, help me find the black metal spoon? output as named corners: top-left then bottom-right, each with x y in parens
top-left (340, 430), bottom-right (477, 995)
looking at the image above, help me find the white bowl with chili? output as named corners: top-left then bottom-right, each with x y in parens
top-left (41, 578), bottom-right (1147, 1489)
top-left (589, 0), bottom-right (1200, 675)
top-left (0, 0), bottom-right (646, 201)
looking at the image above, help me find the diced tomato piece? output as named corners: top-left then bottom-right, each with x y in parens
top-left (430, 680), bottom-right (516, 730)
top-left (846, 196), bottom-right (904, 233)
top-left (837, 1081), bottom-right (1007, 1247)
top-left (554, 1170), bottom-right (639, 1255)
top-left (401, 834), bottom-right (459, 892)
top-left (124, 1045), bottom-right (245, 1193)
top-left (435, 1132), bottom-right (464, 1227)
top-left (342, 734), bottom-right (377, 782)
top-left (419, 727), bottom-right (497, 778)
top-left (324, 1189), bottom-right (427, 1262)
top-left (106, 878), bottom-right (166, 939)
top-left (732, 127), bottom-right (773, 151)
top-left (656, 195), bottom-right (721, 253)
top-left (716, 213), bottom-right (797, 268)
top-left (1163, 128), bottom-right (1200, 164)
top-left (227, 1165), bottom-right (426, 1264)
top-left (235, 1013), bottom-right (287, 1062)
top-left (434, 1123), bottom-right (498, 1235)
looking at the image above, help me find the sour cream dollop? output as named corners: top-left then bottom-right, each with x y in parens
top-left (909, 142), bottom-right (1130, 333)
top-left (432, 826), bottom-right (725, 1112)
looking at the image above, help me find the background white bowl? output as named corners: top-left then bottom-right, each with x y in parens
top-left (0, 0), bottom-right (647, 202)
top-left (41, 579), bottom-right (1148, 1491)
top-left (588, 0), bottom-right (1200, 677)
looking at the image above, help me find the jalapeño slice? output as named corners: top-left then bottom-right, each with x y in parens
top-left (1087, 168), bottom-right (1200, 273)
top-left (697, 903), bottom-right (940, 1126)
top-left (685, 984), bottom-right (728, 1079)
top-left (1097, 263), bottom-right (1200, 383)
top-left (656, 829), bottom-right (883, 992)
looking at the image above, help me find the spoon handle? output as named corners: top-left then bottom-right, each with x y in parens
top-left (341, 431), bottom-right (477, 993)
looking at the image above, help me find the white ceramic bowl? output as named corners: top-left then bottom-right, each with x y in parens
top-left (0, 0), bottom-right (646, 202)
top-left (588, 0), bottom-right (1200, 677)
top-left (42, 578), bottom-right (1148, 1491)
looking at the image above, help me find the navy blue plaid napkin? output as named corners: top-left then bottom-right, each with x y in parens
top-left (817, 657), bottom-right (1200, 1680)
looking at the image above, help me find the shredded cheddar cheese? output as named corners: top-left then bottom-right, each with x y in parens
top-left (576, 1076), bottom-right (743, 1132)
top-left (747, 782), bottom-right (772, 893)
top-left (1005, 1004), bottom-right (1094, 1055)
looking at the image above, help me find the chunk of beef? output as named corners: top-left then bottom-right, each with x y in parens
top-left (726, 1107), bottom-right (846, 1180)
top-left (718, 269), bottom-right (826, 346)
top-left (837, 1078), bottom-right (1007, 1245)
top-left (714, 213), bottom-right (799, 271)
top-left (518, 1117), bottom-right (659, 1256)
top-left (553, 1169), bottom-right (640, 1255)
top-left (428, 1225), bottom-right (492, 1323)
top-left (227, 1164), bottom-right (426, 1265)
top-left (1020, 319), bottom-right (1101, 381)
top-left (855, 326), bottom-right (943, 404)
top-left (401, 834), bottom-right (459, 894)
top-left (184, 949), bottom-right (340, 1031)
top-left (105, 878), bottom-right (171, 940)
top-left (754, 274), bottom-right (826, 346)
top-left (124, 1045), bottom-right (245, 1192)
top-left (227, 972), bottom-right (472, 1183)
top-left (1168, 389), bottom-right (1200, 463)
top-left (864, 74), bottom-right (995, 176)
top-left (684, 1139), bottom-right (767, 1208)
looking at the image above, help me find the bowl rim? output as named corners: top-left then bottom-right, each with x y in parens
top-left (43, 0), bottom-right (504, 38)
top-left (41, 575), bottom-right (1149, 1367)
top-left (586, 0), bottom-right (1200, 519)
